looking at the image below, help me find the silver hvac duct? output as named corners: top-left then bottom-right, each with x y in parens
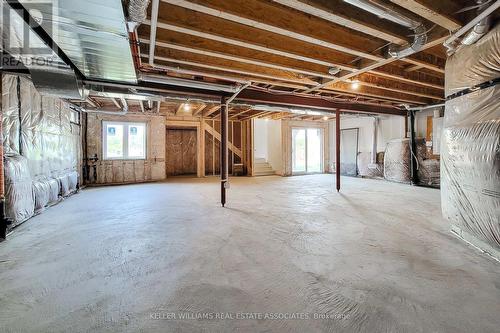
top-left (444, 0), bottom-right (499, 55)
top-left (343, 0), bottom-right (427, 58)
top-left (30, 66), bottom-right (85, 100)
top-left (461, 0), bottom-right (491, 45)
top-left (0, 1), bottom-right (84, 99)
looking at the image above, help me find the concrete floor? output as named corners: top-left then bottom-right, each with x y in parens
top-left (0, 175), bottom-right (499, 333)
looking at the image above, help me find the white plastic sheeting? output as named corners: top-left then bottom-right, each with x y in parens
top-left (441, 25), bottom-right (500, 258)
top-left (2, 74), bottom-right (81, 228)
top-left (384, 138), bottom-right (411, 183)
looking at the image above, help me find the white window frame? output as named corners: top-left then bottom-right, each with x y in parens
top-left (102, 121), bottom-right (147, 160)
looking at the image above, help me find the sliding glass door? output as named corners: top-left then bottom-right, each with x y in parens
top-left (292, 128), bottom-right (323, 174)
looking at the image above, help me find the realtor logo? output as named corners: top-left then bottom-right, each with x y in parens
top-left (1, 0), bottom-right (59, 69)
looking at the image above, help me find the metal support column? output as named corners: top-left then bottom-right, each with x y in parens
top-left (335, 109), bottom-right (340, 192)
top-left (220, 97), bottom-right (229, 206)
top-left (409, 110), bottom-right (418, 185)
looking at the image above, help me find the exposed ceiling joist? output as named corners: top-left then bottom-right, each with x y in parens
top-left (142, 16), bottom-right (443, 90)
top-left (230, 108), bottom-right (253, 119)
top-left (204, 105), bottom-right (221, 117)
top-left (144, 20), bottom-right (356, 71)
top-left (236, 88), bottom-right (406, 116)
top-left (272, 0), bottom-right (409, 45)
top-left (160, 0), bottom-right (384, 61)
top-left (141, 39), bottom-right (337, 79)
top-left (304, 34), bottom-right (447, 93)
top-left (389, 0), bottom-right (462, 31)
top-left (147, 55), bottom-right (316, 85)
top-left (142, 39), bottom-right (441, 100)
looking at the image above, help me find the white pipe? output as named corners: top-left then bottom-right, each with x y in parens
top-left (139, 74), bottom-right (240, 93)
top-left (226, 82), bottom-right (251, 105)
top-left (405, 103), bottom-right (444, 111)
top-left (149, 63), bottom-right (249, 84)
top-left (145, 39), bottom-right (337, 79)
top-left (148, 0), bottom-right (160, 66)
top-left (371, 117), bottom-right (378, 164)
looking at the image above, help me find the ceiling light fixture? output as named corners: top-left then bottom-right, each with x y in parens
top-left (351, 79), bottom-right (360, 90)
top-left (183, 103), bottom-right (191, 112)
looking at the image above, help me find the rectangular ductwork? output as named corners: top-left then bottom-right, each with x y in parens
top-left (0, 1), bottom-right (84, 99)
top-left (16, 0), bottom-right (137, 83)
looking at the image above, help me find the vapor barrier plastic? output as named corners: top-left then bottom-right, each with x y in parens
top-left (416, 139), bottom-right (440, 187)
top-left (441, 24), bottom-right (500, 258)
top-left (4, 155), bottom-right (34, 226)
top-left (357, 152), bottom-right (384, 178)
top-left (384, 139), bottom-right (411, 183)
top-left (2, 75), bottom-right (81, 228)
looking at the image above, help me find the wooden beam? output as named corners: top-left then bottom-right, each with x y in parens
top-left (160, 0), bottom-right (385, 61)
top-left (390, 0), bottom-right (462, 31)
top-left (148, 55), bottom-right (316, 86)
top-left (144, 38), bottom-right (443, 100)
top-left (192, 104), bottom-right (206, 116)
top-left (236, 88), bottom-right (406, 115)
top-left (204, 105), bottom-right (220, 117)
top-left (273, 0), bottom-right (408, 45)
top-left (204, 121), bottom-right (242, 157)
top-left (241, 111), bottom-right (269, 121)
top-left (142, 13), bottom-right (443, 90)
top-left (405, 64), bottom-right (424, 72)
top-left (175, 103), bottom-right (184, 115)
top-left (111, 98), bottom-right (121, 109)
top-left (305, 34), bottom-right (448, 93)
top-left (404, 57), bottom-right (445, 74)
top-left (230, 108), bottom-right (253, 119)
top-left (144, 19), bottom-right (355, 71)
top-left (142, 39), bottom-right (337, 79)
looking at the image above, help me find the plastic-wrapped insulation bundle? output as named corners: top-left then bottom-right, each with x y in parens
top-left (416, 139), bottom-right (440, 187)
top-left (384, 139), bottom-right (411, 183)
top-left (441, 24), bottom-right (500, 259)
top-left (4, 155), bottom-right (34, 225)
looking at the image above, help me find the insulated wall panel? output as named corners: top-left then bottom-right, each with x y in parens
top-left (441, 25), bottom-right (500, 258)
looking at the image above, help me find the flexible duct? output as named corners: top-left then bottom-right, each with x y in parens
top-left (443, 0), bottom-right (499, 55)
top-left (127, 0), bottom-right (151, 25)
top-left (343, 0), bottom-right (426, 58)
top-left (461, 0), bottom-right (491, 45)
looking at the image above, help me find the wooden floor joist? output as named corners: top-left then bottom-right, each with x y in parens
top-left (137, 0), bottom-right (461, 107)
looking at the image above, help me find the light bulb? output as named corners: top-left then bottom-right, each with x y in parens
top-left (183, 103), bottom-right (191, 112)
top-left (351, 80), bottom-right (360, 90)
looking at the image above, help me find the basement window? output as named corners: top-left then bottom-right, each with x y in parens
top-left (103, 121), bottom-right (146, 160)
